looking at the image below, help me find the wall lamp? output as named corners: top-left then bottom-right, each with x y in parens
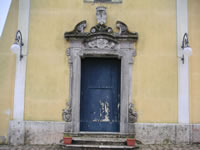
top-left (10, 30), bottom-right (24, 61)
top-left (180, 33), bottom-right (192, 64)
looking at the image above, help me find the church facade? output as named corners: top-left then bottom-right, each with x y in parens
top-left (0, 0), bottom-right (200, 145)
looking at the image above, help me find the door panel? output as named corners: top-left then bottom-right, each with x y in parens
top-left (80, 58), bottom-right (120, 132)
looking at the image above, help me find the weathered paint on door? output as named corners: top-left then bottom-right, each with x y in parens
top-left (80, 58), bottom-right (121, 132)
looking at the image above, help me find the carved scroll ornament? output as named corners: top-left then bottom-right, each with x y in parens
top-left (62, 102), bottom-right (72, 122)
top-left (128, 103), bottom-right (137, 123)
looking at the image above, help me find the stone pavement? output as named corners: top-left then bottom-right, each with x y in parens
top-left (0, 144), bottom-right (200, 150)
top-left (139, 144), bottom-right (200, 150)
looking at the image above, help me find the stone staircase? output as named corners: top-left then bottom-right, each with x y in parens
top-left (59, 132), bottom-right (139, 150)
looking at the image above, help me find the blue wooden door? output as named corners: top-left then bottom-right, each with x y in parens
top-left (80, 58), bottom-right (120, 132)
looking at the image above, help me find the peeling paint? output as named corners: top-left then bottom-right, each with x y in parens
top-left (117, 103), bottom-right (120, 109)
top-left (99, 100), bottom-right (110, 122)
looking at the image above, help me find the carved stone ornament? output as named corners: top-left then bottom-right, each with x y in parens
top-left (87, 39), bottom-right (116, 49)
top-left (64, 6), bottom-right (138, 46)
top-left (96, 6), bottom-right (107, 25)
top-left (128, 103), bottom-right (138, 123)
top-left (62, 101), bottom-right (72, 122)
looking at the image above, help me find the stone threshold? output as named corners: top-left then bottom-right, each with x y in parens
top-left (60, 144), bottom-right (138, 149)
top-left (64, 132), bottom-right (134, 138)
top-left (72, 137), bottom-right (127, 142)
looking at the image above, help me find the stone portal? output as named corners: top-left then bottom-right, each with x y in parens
top-left (63, 6), bottom-right (138, 134)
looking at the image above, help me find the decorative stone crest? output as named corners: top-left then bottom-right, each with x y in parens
top-left (96, 6), bottom-right (107, 25)
top-left (87, 39), bottom-right (116, 49)
top-left (128, 103), bottom-right (137, 123)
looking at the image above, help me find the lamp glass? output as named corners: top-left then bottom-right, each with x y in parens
top-left (183, 47), bottom-right (192, 56)
top-left (10, 43), bottom-right (20, 54)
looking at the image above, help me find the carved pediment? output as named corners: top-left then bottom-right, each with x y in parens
top-left (64, 7), bottom-right (138, 45)
top-left (64, 20), bottom-right (138, 43)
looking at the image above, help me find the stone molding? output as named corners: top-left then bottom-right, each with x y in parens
top-left (63, 7), bottom-right (138, 134)
top-left (64, 20), bottom-right (138, 42)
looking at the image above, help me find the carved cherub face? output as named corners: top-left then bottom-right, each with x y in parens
top-left (96, 7), bottom-right (107, 25)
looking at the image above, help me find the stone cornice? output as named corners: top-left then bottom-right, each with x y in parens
top-left (64, 20), bottom-right (138, 42)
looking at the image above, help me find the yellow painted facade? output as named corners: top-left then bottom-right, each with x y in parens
top-left (189, 0), bottom-right (200, 123)
top-left (24, 0), bottom-right (178, 122)
top-left (0, 0), bottom-right (200, 143)
top-left (130, 0), bottom-right (177, 123)
top-left (0, 0), bottom-right (18, 143)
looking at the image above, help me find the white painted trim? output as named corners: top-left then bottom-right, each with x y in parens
top-left (13, 0), bottom-right (30, 120)
top-left (176, 0), bottom-right (190, 123)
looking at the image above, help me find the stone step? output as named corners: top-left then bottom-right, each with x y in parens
top-left (62, 132), bottom-right (137, 149)
top-left (60, 144), bottom-right (139, 150)
top-left (64, 132), bottom-right (135, 138)
top-left (72, 137), bottom-right (127, 145)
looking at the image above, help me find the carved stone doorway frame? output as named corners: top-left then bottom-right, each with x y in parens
top-left (63, 6), bottom-right (138, 134)
top-left (67, 41), bottom-right (136, 134)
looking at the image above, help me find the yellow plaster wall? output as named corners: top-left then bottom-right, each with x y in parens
top-left (0, 0), bottom-right (18, 143)
top-left (189, 0), bottom-right (200, 123)
top-left (25, 0), bottom-right (177, 122)
top-left (130, 0), bottom-right (177, 123)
